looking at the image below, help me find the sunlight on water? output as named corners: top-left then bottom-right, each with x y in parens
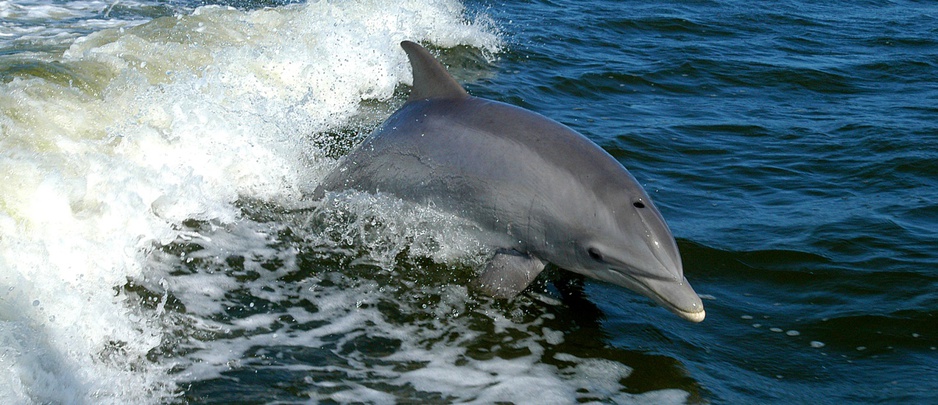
top-left (0, 0), bottom-right (499, 402)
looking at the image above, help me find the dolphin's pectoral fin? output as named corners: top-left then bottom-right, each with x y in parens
top-left (473, 250), bottom-right (546, 299)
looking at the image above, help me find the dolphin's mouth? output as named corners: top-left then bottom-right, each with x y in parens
top-left (605, 270), bottom-right (706, 323)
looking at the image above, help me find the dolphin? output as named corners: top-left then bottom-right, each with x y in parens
top-left (314, 41), bottom-right (705, 322)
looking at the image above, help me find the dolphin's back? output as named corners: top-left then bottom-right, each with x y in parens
top-left (316, 96), bottom-right (636, 247)
top-left (317, 40), bottom-right (636, 223)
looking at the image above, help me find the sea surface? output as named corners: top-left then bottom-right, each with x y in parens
top-left (1, 0), bottom-right (936, 403)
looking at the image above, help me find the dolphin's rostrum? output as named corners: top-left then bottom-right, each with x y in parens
top-left (314, 41), bottom-right (705, 322)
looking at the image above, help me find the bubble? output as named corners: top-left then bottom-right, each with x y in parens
top-left (810, 341), bottom-right (825, 348)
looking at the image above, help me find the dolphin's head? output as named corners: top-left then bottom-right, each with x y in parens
top-left (548, 183), bottom-right (706, 323)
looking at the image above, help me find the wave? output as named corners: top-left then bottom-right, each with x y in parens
top-left (0, 0), bottom-right (499, 402)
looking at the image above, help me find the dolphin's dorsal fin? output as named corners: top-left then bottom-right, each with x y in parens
top-left (401, 40), bottom-right (469, 102)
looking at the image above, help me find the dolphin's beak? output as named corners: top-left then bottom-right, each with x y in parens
top-left (628, 202), bottom-right (705, 322)
top-left (599, 269), bottom-right (706, 322)
top-left (628, 274), bottom-right (706, 322)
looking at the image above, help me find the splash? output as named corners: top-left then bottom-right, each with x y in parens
top-left (141, 194), bottom-right (689, 403)
top-left (0, 0), bottom-right (499, 402)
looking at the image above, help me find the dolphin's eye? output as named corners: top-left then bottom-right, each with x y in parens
top-left (632, 200), bottom-right (646, 209)
top-left (587, 247), bottom-right (604, 262)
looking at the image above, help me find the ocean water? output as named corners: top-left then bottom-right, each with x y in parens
top-left (1, 0), bottom-right (936, 403)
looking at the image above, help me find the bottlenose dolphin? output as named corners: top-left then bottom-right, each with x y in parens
top-left (314, 41), bottom-right (705, 322)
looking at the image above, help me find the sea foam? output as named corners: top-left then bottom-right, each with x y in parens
top-left (0, 0), bottom-right (498, 402)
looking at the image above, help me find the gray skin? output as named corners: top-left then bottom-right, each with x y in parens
top-left (314, 41), bottom-right (705, 322)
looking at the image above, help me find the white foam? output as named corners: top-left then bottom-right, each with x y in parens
top-left (0, 0), bottom-right (156, 51)
top-left (0, 0), bottom-right (500, 402)
top-left (139, 196), bottom-right (689, 403)
top-left (0, 0), bottom-right (108, 23)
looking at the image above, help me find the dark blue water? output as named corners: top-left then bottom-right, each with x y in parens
top-left (2, 0), bottom-right (936, 403)
top-left (281, 0), bottom-right (937, 400)
top-left (472, 0), bottom-right (938, 402)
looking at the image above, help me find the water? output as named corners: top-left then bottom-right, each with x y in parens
top-left (1, 0), bottom-right (936, 403)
